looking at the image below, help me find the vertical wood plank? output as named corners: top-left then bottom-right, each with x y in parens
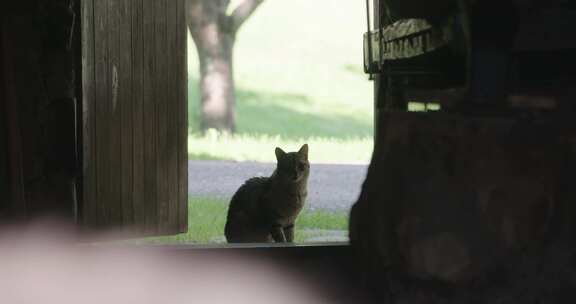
top-left (102, 0), bottom-right (112, 225)
top-left (1, 20), bottom-right (27, 215)
top-left (93, 0), bottom-right (109, 226)
top-left (142, 0), bottom-right (158, 233)
top-left (132, 0), bottom-right (145, 232)
top-left (108, 0), bottom-right (122, 226)
top-left (177, 0), bottom-right (188, 233)
top-left (0, 28), bottom-right (6, 206)
top-left (119, 0), bottom-right (134, 228)
top-left (165, 0), bottom-right (179, 234)
top-left (81, 0), bottom-right (96, 225)
top-left (82, 0), bottom-right (187, 234)
top-left (155, 0), bottom-right (169, 233)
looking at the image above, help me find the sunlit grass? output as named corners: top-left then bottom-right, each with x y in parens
top-left (177, 2), bottom-right (367, 244)
top-left (185, 1), bottom-right (374, 164)
top-left (408, 101), bottom-right (441, 112)
top-left (140, 196), bottom-right (348, 244)
top-left (188, 130), bottom-right (372, 164)
top-left (296, 208), bottom-right (348, 231)
top-left (187, 0), bottom-right (374, 143)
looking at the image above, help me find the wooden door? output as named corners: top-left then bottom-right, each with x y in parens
top-left (0, 25), bottom-right (8, 212)
top-left (81, 0), bottom-right (187, 235)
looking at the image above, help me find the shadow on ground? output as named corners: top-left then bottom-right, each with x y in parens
top-left (188, 78), bottom-right (372, 139)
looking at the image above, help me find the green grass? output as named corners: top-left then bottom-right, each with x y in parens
top-left (177, 2), bottom-right (368, 243)
top-left (141, 196), bottom-right (349, 244)
top-left (188, 131), bottom-right (373, 164)
top-left (187, 0), bottom-right (374, 163)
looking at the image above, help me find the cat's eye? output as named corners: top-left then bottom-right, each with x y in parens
top-left (298, 162), bottom-right (308, 170)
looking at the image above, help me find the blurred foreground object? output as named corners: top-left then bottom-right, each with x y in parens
top-left (350, 112), bottom-right (576, 302)
top-left (0, 221), bottom-right (326, 304)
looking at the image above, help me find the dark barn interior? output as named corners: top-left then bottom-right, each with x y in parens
top-left (1, 0), bottom-right (80, 220)
top-left (2, 0), bottom-right (576, 303)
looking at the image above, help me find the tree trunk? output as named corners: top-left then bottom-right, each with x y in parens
top-left (192, 27), bottom-right (236, 132)
top-left (188, 0), bottom-right (264, 133)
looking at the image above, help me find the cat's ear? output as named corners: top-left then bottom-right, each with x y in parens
top-left (298, 144), bottom-right (309, 160)
top-left (275, 147), bottom-right (286, 161)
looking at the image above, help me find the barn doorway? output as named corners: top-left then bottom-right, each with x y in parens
top-left (180, 0), bottom-right (374, 244)
top-left (80, 0), bottom-right (373, 244)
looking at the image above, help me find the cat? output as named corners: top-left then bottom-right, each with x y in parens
top-left (225, 144), bottom-right (310, 243)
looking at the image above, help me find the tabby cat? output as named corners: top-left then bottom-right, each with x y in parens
top-left (225, 144), bottom-right (310, 243)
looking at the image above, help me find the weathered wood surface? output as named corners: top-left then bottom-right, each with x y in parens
top-left (364, 19), bottom-right (453, 61)
top-left (0, 18), bottom-right (27, 216)
top-left (177, 0), bottom-right (188, 232)
top-left (0, 23), bottom-right (10, 213)
top-left (81, 0), bottom-right (187, 235)
top-left (0, 0), bottom-right (79, 220)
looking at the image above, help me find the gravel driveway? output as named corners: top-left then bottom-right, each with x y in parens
top-left (188, 160), bottom-right (368, 211)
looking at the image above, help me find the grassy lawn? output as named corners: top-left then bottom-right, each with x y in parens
top-left (167, 1), bottom-right (368, 245)
top-left (188, 131), bottom-right (372, 164)
top-left (187, 0), bottom-right (373, 163)
top-left (141, 196), bottom-right (349, 244)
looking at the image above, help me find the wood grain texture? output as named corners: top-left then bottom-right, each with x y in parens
top-left (177, 0), bottom-right (188, 233)
top-left (108, 0), bottom-right (122, 226)
top-left (142, 0), bottom-right (158, 234)
top-left (0, 26), bottom-right (7, 209)
top-left (0, 19), bottom-right (27, 215)
top-left (155, 0), bottom-right (169, 234)
top-left (166, 0), bottom-right (179, 233)
top-left (131, 0), bottom-right (145, 232)
top-left (81, 0), bottom-right (95, 225)
top-left (82, 0), bottom-right (187, 234)
top-left (119, 0), bottom-right (134, 227)
top-left (93, 0), bottom-right (107, 226)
